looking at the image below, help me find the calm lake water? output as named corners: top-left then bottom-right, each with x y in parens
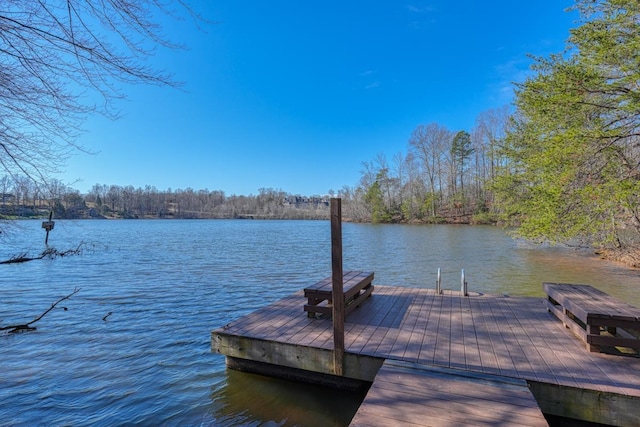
top-left (1, 219), bottom-right (639, 426)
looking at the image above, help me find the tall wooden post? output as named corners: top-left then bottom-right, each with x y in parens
top-left (42, 211), bottom-right (55, 246)
top-left (331, 198), bottom-right (344, 376)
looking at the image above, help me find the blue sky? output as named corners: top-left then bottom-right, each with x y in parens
top-left (64, 1), bottom-right (577, 196)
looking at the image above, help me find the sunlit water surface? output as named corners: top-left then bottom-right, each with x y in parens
top-left (1, 220), bottom-right (639, 426)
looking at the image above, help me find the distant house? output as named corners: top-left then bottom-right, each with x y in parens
top-left (283, 195), bottom-right (330, 209)
top-left (0, 193), bottom-right (15, 204)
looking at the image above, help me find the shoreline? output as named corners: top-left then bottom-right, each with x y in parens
top-left (597, 247), bottom-right (640, 269)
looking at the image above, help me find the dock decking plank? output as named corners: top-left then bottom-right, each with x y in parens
top-left (347, 285), bottom-right (405, 354)
top-left (432, 291), bottom-right (453, 367)
top-left (499, 297), bottom-right (559, 384)
top-left (448, 294), bottom-right (468, 370)
top-left (402, 290), bottom-right (436, 362)
top-left (476, 295), bottom-right (520, 378)
top-left (369, 287), bottom-right (416, 357)
top-left (465, 296), bottom-right (502, 376)
top-left (385, 289), bottom-right (419, 358)
top-left (389, 290), bottom-right (428, 360)
top-left (257, 297), bottom-right (311, 340)
top-left (460, 295), bottom-right (483, 371)
top-left (491, 297), bottom-right (539, 380)
top-left (416, 290), bottom-right (444, 365)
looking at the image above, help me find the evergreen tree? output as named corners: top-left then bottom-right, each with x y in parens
top-left (364, 178), bottom-right (388, 223)
top-left (451, 130), bottom-right (474, 200)
top-left (495, 0), bottom-right (640, 248)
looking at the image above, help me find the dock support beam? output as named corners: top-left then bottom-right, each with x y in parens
top-left (331, 198), bottom-right (344, 376)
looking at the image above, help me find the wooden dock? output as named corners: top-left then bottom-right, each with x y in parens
top-left (212, 286), bottom-right (640, 426)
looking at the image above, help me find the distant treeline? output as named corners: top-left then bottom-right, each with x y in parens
top-left (0, 167), bottom-right (497, 224)
top-left (0, 179), bottom-right (332, 220)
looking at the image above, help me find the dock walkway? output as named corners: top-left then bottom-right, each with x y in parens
top-left (350, 360), bottom-right (547, 426)
top-left (212, 285), bottom-right (640, 425)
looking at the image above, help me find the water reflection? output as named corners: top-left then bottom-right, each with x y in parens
top-left (343, 223), bottom-right (640, 305)
top-left (209, 370), bottom-right (368, 426)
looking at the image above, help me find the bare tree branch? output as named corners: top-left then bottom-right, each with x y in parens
top-left (0, 1), bottom-right (204, 196)
top-left (0, 287), bottom-right (80, 333)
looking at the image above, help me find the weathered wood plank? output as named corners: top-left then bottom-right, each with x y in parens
top-left (471, 295), bottom-right (517, 376)
top-left (417, 289), bottom-right (443, 365)
top-left (224, 292), bottom-right (302, 337)
top-left (432, 291), bottom-right (453, 367)
top-left (352, 286), bottom-right (409, 356)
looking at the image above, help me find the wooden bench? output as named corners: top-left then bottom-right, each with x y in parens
top-left (304, 271), bottom-right (374, 318)
top-left (544, 282), bottom-right (640, 354)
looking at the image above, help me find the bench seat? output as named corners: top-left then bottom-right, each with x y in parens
top-left (304, 271), bottom-right (374, 318)
top-left (544, 282), bottom-right (640, 354)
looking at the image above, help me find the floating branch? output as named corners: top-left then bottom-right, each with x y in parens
top-left (0, 243), bottom-right (84, 265)
top-left (0, 253), bottom-right (42, 264)
top-left (0, 288), bottom-right (80, 334)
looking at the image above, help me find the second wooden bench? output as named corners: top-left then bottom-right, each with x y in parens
top-left (304, 271), bottom-right (374, 318)
top-left (544, 282), bottom-right (640, 354)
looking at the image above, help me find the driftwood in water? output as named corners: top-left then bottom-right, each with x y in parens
top-left (0, 244), bottom-right (83, 265)
top-left (0, 288), bottom-right (80, 333)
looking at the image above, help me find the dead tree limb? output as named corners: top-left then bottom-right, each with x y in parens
top-left (0, 253), bottom-right (46, 264)
top-left (0, 243), bottom-right (83, 265)
top-left (1, 288), bottom-right (80, 334)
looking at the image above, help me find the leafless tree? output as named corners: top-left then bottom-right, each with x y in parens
top-left (473, 106), bottom-right (510, 183)
top-left (408, 123), bottom-right (452, 217)
top-left (1, 288), bottom-right (80, 333)
top-left (0, 1), bottom-right (200, 191)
